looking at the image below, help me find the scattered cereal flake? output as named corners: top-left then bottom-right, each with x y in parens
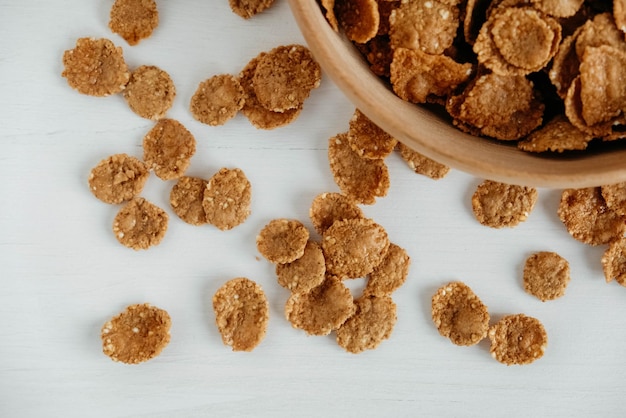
top-left (328, 133), bottom-right (390, 204)
top-left (517, 115), bottom-right (593, 153)
top-left (142, 119), bottom-right (196, 180)
top-left (335, 0), bottom-right (380, 44)
top-left (190, 74), bottom-right (245, 126)
top-left (557, 187), bottom-right (626, 246)
top-left (336, 294), bottom-right (397, 353)
top-left (61, 37), bottom-right (130, 97)
top-left (601, 182), bottom-right (626, 216)
top-left (101, 303), bottom-right (171, 364)
top-left (431, 281), bottom-right (490, 346)
top-left (531, 0), bottom-right (584, 18)
top-left (252, 44), bottom-right (321, 112)
top-left (112, 197), bottom-right (168, 250)
top-left (229, 0), bottom-right (275, 19)
top-left (321, 0), bottom-right (339, 31)
top-left (109, 0), bottom-right (159, 46)
top-left (202, 168), bottom-right (252, 231)
top-left (601, 237), bottom-right (626, 286)
top-left (309, 192), bottom-right (364, 235)
top-left (355, 35), bottom-right (394, 77)
top-left (397, 142), bottom-right (450, 179)
top-left (471, 180), bottom-right (537, 228)
top-left (212, 277), bottom-right (269, 351)
top-left (284, 275), bottom-right (355, 336)
top-left (347, 109), bottom-right (397, 159)
top-left (88, 153), bottom-right (149, 204)
top-left (615, 0), bottom-right (626, 33)
top-left (364, 243), bottom-right (410, 296)
top-left (322, 217), bottom-right (390, 279)
top-left (123, 65), bottom-right (175, 120)
top-left (488, 314), bottom-right (547, 365)
top-left (276, 241), bottom-right (326, 293)
top-left (169, 176), bottom-right (208, 226)
top-left (257, 219), bottom-right (310, 264)
top-left (523, 252), bottom-right (571, 302)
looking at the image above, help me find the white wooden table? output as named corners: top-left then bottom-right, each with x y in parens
top-left (1, 1), bottom-right (624, 416)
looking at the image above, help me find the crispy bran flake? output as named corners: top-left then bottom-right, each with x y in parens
top-left (601, 237), bottom-right (626, 287)
top-left (523, 252), bottom-right (571, 302)
top-left (88, 153), bottom-right (149, 204)
top-left (212, 277), bottom-right (269, 352)
top-left (101, 303), bottom-right (171, 364)
top-left (347, 109), bottom-right (397, 160)
top-left (62, 37), bottom-right (130, 97)
top-left (601, 182), bottom-right (626, 216)
top-left (335, 0), bottom-right (380, 44)
top-left (113, 197), bottom-right (168, 250)
top-left (364, 243), bottom-right (410, 297)
top-left (336, 294), bottom-right (397, 354)
top-left (488, 314), bottom-right (547, 366)
top-left (517, 115), bottom-right (593, 153)
top-left (309, 192), bottom-right (364, 235)
top-left (229, 0), bottom-right (275, 19)
top-left (531, 0), bottom-right (584, 18)
top-left (169, 176), bottom-right (208, 226)
top-left (471, 180), bottom-right (538, 228)
top-left (124, 65), bottom-right (175, 120)
top-left (202, 168), bottom-right (252, 231)
top-left (257, 219), bottom-right (310, 264)
top-left (190, 74), bottom-right (245, 127)
top-left (431, 281), bottom-right (490, 346)
top-left (143, 119), bottom-right (196, 180)
top-left (109, 0), bottom-right (159, 46)
top-left (276, 241), bottom-right (326, 293)
top-left (397, 142), bottom-right (450, 180)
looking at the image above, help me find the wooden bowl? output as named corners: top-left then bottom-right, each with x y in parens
top-left (287, 0), bottom-right (626, 188)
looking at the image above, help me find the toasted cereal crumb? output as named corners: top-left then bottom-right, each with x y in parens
top-left (523, 252), bottom-right (571, 302)
top-left (309, 192), bottom-right (364, 235)
top-left (109, 0), bottom-right (159, 46)
top-left (190, 74), bottom-right (245, 127)
top-left (488, 314), bottom-right (547, 365)
top-left (347, 109), bottom-right (397, 159)
top-left (112, 197), bottom-right (168, 250)
top-left (397, 142), bottom-right (450, 179)
top-left (142, 119), bottom-right (196, 180)
top-left (335, 0), bottom-right (380, 44)
top-left (257, 219), bottom-right (310, 264)
top-left (229, 0), bottom-right (276, 19)
top-left (601, 237), bottom-right (626, 287)
top-left (123, 65), bottom-right (175, 120)
top-left (471, 180), bottom-right (537, 228)
top-left (364, 243), bottom-right (410, 297)
top-left (169, 176), bottom-right (208, 226)
top-left (88, 154), bottom-right (149, 204)
top-left (276, 241), bottom-right (326, 293)
top-left (202, 168), bottom-right (252, 231)
top-left (336, 295), bottom-right (397, 353)
top-left (601, 182), bottom-right (626, 216)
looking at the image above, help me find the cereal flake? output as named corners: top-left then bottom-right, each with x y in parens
top-left (347, 109), bottom-right (398, 159)
top-left (471, 180), bottom-right (537, 228)
top-left (364, 243), bottom-right (410, 296)
top-left (309, 192), bottom-right (364, 235)
top-left (523, 252), bottom-right (571, 301)
top-left (109, 0), bottom-right (159, 46)
top-left (88, 153), bottom-right (149, 204)
top-left (397, 142), bottom-right (450, 179)
top-left (123, 65), bottom-right (175, 120)
top-left (257, 219), bottom-right (310, 264)
top-left (190, 74), bottom-right (245, 126)
top-left (202, 168), bottom-right (252, 231)
top-left (142, 119), bottom-right (196, 180)
top-left (169, 176), bottom-right (208, 226)
top-left (112, 197), bottom-right (168, 250)
top-left (336, 295), bottom-right (397, 353)
top-left (488, 314), bottom-right (547, 365)
top-left (276, 241), bottom-right (326, 293)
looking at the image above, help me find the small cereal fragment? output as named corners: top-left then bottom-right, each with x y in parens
top-left (347, 109), bottom-right (397, 159)
top-left (284, 276), bottom-right (355, 336)
top-left (143, 119), bottom-right (196, 180)
top-left (601, 237), bottom-right (626, 286)
top-left (321, 0), bottom-right (339, 31)
top-left (328, 133), bottom-right (390, 204)
top-left (335, 0), bottom-right (380, 44)
top-left (109, 0), bottom-right (159, 46)
top-left (558, 187), bottom-right (626, 246)
top-left (190, 74), bottom-right (245, 126)
top-left (531, 0), bottom-right (584, 18)
top-left (488, 314), bottom-right (547, 365)
top-left (601, 182), bottom-right (626, 216)
top-left (88, 153), bottom-right (149, 204)
top-left (517, 115), bottom-right (593, 153)
top-left (276, 241), bottom-right (326, 293)
top-left (257, 219), bottom-right (310, 264)
top-left (523, 252), bottom-right (571, 301)
top-left (397, 142), bottom-right (450, 179)
top-left (364, 243), bottom-right (410, 296)
top-left (252, 44), bottom-right (321, 112)
top-left (101, 303), bottom-right (171, 364)
top-left (309, 192), bottom-right (364, 235)
top-left (112, 197), bottom-right (168, 250)
top-left (169, 176), bottom-right (208, 226)
top-left (202, 168), bottom-right (252, 231)
top-left (61, 37), bottom-right (130, 96)
top-left (615, 0), bottom-right (626, 34)
top-left (336, 295), bottom-right (397, 353)
top-left (431, 281), bottom-right (489, 346)
top-left (123, 65), bottom-right (175, 120)
top-left (471, 180), bottom-right (537, 228)
top-left (212, 277), bottom-right (269, 351)
top-left (229, 0), bottom-right (275, 19)
top-left (322, 218), bottom-right (390, 278)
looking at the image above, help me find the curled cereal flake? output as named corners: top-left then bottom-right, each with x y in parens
top-left (212, 278), bottom-right (269, 351)
top-left (347, 109), bottom-right (397, 159)
top-left (322, 217), bottom-right (390, 278)
top-left (190, 74), bottom-right (245, 126)
top-left (252, 44), bottom-right (321, 112)
top-left (169, 176), bottom-right (208, 226)
top-left (616, 0), bottom-right (626, 34)
top-left (389, 0), bottom-right (460, 55)
top-left (564, 77), bottom-right (613, 138)
top-left (548, 28), bottom-right (583, 99)
top-left (229, 0), bottom-right (275, 19)
top-left (309, 192), bottom-right (364, 235)
top-left (112, 197), bottom-right (168, 250)
top-left (101, 303), bottom-right (171, 364)
top-left (471, 180), bottom-right (538, 228)
top-left (397, 142), bottom-right (450, 179)
top-left (488, 314), bottom-right (547, 365)
top-left (335, 0), bottom-right (380, 44)
top-left (321, 0), bottom-right (339, 31)
top-left (601, 237), bottom-right (626, 286)
top-left (88, 154), bottom-right (149, 204)
top-left (123, 65), bottom-right (175, 120)
top-left (142, 119), bottom-right (196, 180)
top-left (390, 47), bottom-right (473, 104)
top-left (109, 0), bottom-right (158, 46)
top-left (601, 182), bottom-right (626, 216)
top-left (336, 295), bottom-right (397, 353)
top-left (557, 187), bottom-right (626, 246)
top-left (523, 252), bottom-right (571, 302)
top-left (431, 281), bottom-right (490, 346)
top-left (284, 275), bottom-right (355, 336)
top-left (364, 243), bottom-right (410, 296)
top-left (61, 38), bottom-right (130, 97)
top-left (517, 115), bottom-right (593, 153)
top-left (257, 219), bottom-right (310, 264)
top-left (328, 133), bottom-right (390, 204)
top-left (531, 0), bottom-right (584, 18)
top-left (575, 13), bottom-right (626, 61)
top-left (355, 35), bottom-right (394, 77)
top-left (276, 241), bottom-right (326, 293)
top-left (202, 168), bottom-right (252, 231)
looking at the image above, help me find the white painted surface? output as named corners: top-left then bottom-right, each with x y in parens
top-left (0, 1), bottom-right (624, 417)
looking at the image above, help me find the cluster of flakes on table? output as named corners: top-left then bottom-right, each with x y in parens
top-left (190, 44), bottom-right (321, 129)
top-left (431, 282), bottom-right (548, 365)
top-left (229, 0), bottom-right (276, 19)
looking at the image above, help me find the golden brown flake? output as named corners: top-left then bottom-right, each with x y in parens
top-left (471, 180), bottom-right (537, 228)
top-left (523, 252), bottom-right (571, 302)
top-left (347, 109), bottom-right (397, 159)
top-left (202, 168), bottom-right (252, 231)
top-left (517, 115), bottom-right (593, 153)
top-left (321, 0), bottom-right (339, 31)
top-left (336, 295), bottom-right (397, 353)
top-left (112, 197), bottom-right (168, 250)
top-left (142, 119), bottom-right (196, 180)
top-left (257, 219), bottom-right (310, 264)
top-left (548, 27), bottom-right (583, 99)
top-left (88, 153), bottom-right (149, 204)
top-left (190, 74), bottom-right (245, 126)
top-left (364, 243), bottom-right (410, 296)
top-left (563, 77), bottom-right (616, 138)
top-left (397, 142), bottom-right (450, 179)
top-left (601, 182), bottom-right (626, 216)
top-left (101, 303), bottom-right (171, 364)
top-left (601, 237), bottom-right (626, 286)
top-left (276, 241), bottom-right (326, 293)
top-left (169, 176), bottom-right (208, 226)
top-left (335, 0), bottom-right (380, 44)
top-left (309, 192), bottom-right (364, 235)
top-left (574, 13), bottom-right (626, 61)
top-left (488, 314), bottom-right (547, 365)
top-left (228, 0), bottom-right (275, 19)
top-left (61, 37), bottom-right (130, 97)
top-left (123, 65), bottom-right (175, 120)
top-left (109, 0), bottom-right (159, 46)
top-left (531, 0), bottom-right (584, 18)
top-left (212, 277), bottom-right (269, 351)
